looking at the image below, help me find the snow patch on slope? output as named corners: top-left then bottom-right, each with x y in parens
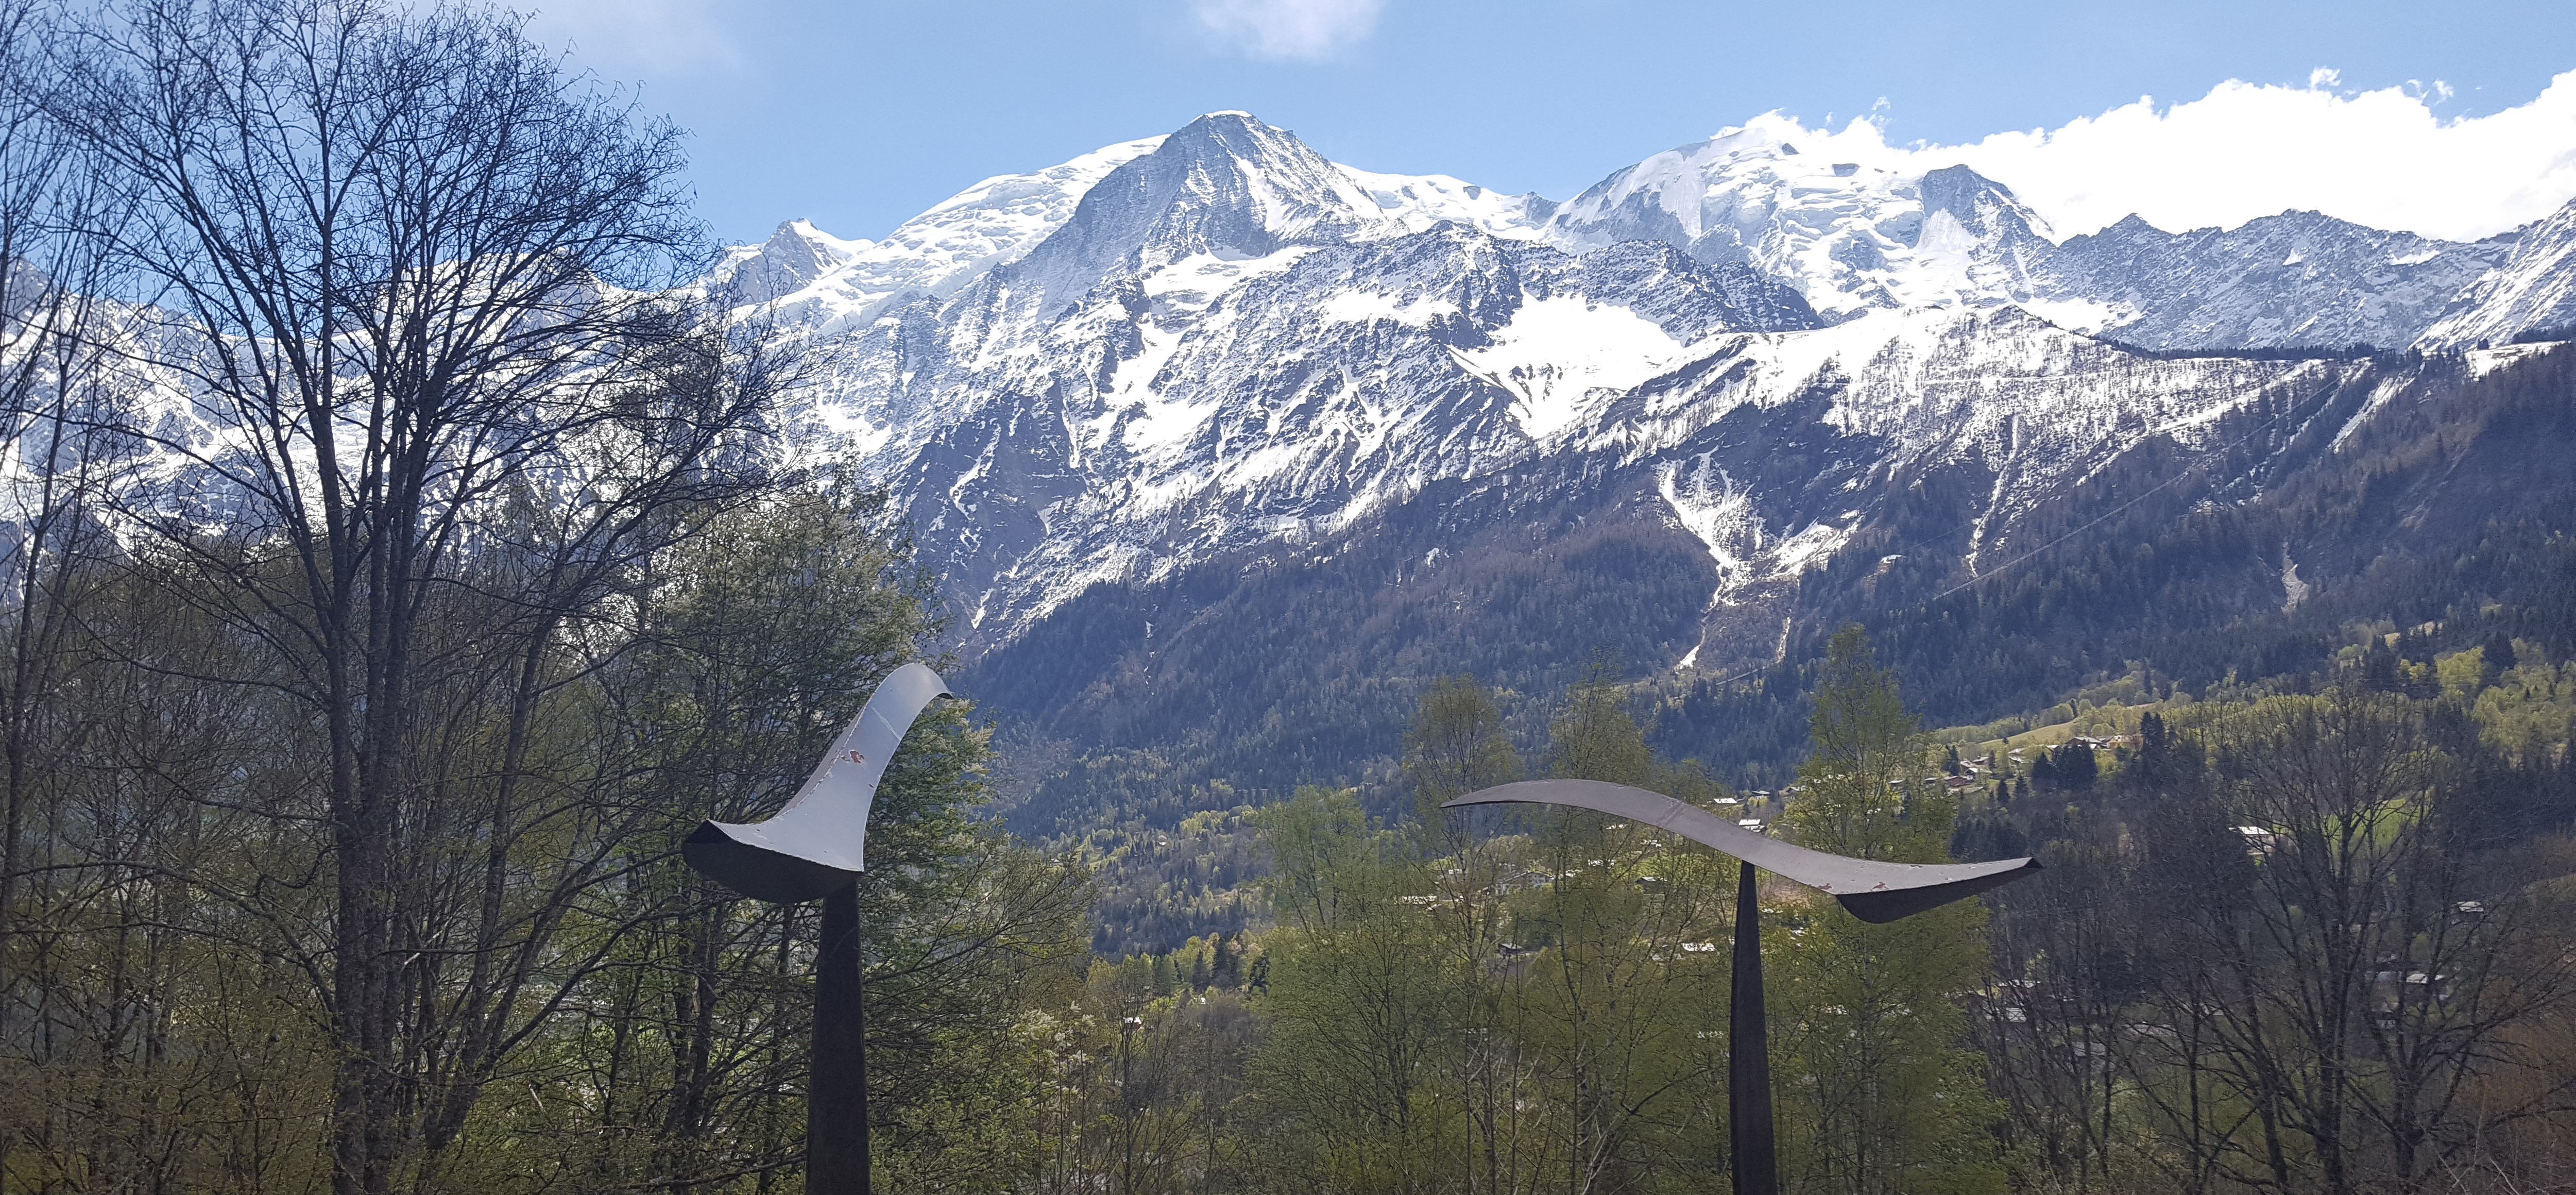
top-left (713, 136), bottom-right (1167, 323)
top-left (1453, 296), bottom-right (1686, 440)
top-left (1338, 166), bottom-right (1556, 239)
top-left (1658, 452), bottom-right (1758, 576)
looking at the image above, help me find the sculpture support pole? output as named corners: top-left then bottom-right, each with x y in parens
top-left (1730, 861), bottom-right (1778, 1195)
top-left (1440, 782), bottom-right (2037, 1195)
top-left (811, 884), bottom-right (869, 1194)
top-left (683, 666), bottom-right (953, 1195)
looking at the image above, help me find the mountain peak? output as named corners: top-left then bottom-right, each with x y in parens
top-left (718, 218), bottom-right (866, 306)
top-left (1544, 134), bottom-right (2054, 319)
top-left (1917, 164), bottom-right (2051, 245)
top-left (1001, 111), bottom-right (1388, 311)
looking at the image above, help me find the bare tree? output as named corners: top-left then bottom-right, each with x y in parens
top-left (2125, 687), bottom-right (2576, 1193)
top-left (41, 2), bottom-right (777, 1190)
top-left (1977, 818), bottom-right (2141, 1193)
top-left (0, 4), bottom-right (189, 1186)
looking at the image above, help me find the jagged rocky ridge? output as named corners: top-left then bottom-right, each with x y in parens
top-left (712, 111), bottom-right (2576, 825)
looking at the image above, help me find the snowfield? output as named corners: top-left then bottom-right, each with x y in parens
top-left (709, 111), bottom-right (2576, 659)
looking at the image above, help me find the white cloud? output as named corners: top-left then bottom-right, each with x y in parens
top-left (1192, 0), bottom-right (1385, 62)
top-left (1756, 71), bottom-right (2576, 242)
top-left (522, 0), bottom-right (744, 79)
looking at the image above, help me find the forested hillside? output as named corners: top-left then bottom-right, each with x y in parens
top-left (981, 343), bottom-right (2576, 854)
top-left (1002, 635), bottom-right (2576, 1193)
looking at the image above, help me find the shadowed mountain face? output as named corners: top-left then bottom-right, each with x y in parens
top-left (707, 111), bottom-right (2576, 833)
top-left (2043, 211), bottom-right (2516, 350)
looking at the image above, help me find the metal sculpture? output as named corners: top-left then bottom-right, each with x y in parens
top-left (683, 662), bottom-right (953, 1195)
top-left (1442, 778), bottom-right (2040, 1195)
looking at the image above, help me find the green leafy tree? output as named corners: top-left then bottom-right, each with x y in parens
top-left (1403, 674), bottom-right (1525, 815)
top-left (1249, 786), bottom-right (1465, 1193)
top-left (1519, 666), bottom-right (1732, 1192)
top-left (565, 487), bottom-right (1091, 1192)
top-left (1774, 626), bottom-right (2006, 1195)
top-left (1550, 660), bottom-right (1654, 787)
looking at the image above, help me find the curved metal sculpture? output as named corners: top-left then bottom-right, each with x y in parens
top-left (1440, 779), bottom-right (2038, 922)
top-left (679, 662), bottom-right (953, 1195)
top-left (1442, 777), bottom-right (2040, 1195)
top-left (684, 662), bottom-right (953, 903)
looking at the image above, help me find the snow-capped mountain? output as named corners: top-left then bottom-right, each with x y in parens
top-left (1530, 119), bottom-right (2525, 350)
top-left (1538, 124), bottom-right (2057, 321)
top-left (671, 106), bottom-right (2576, 840)
top-left (710, 136), bottom-right (1165, 321)
top-left (844, 114), bottom-right (1819, 640)
top-left (2419, 199), bottom-right (2576, 347)
top-left (712, 117), bottom-right (1559, 334)
top-left (2042, 211), bottom-right (2514, 350)
top-left (719, 110), bottom-right (2576, 690)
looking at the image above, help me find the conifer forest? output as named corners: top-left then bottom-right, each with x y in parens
top-left (2, 2), bottom-right (2575, 1194)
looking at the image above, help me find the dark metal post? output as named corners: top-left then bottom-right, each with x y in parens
top-left (1730, 861), bottom-right (1778, 1195)
top-left (683, 668), bottom-right (953, 1195)
top-left (1439, 781), bottom-right (2038, 1193)
top-left (811, 884), bottom-right (869, 1194)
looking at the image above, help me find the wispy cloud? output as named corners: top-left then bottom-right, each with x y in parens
top-left (1191, 0), bottom-right (1386, 62)
top-left (522, 0), bottom-right (745, 79)
top-left (1762, 70), bottom-right (2576, 242)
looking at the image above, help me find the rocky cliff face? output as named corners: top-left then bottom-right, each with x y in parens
top-left (2041, 210), bottom-right (2515, 350)
top-left (2420, 198), bottom-right (2576, 347)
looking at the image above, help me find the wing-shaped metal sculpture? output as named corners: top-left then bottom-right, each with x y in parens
top-left (1441, 779), bottom-right (2038, 922)
top-left (683, 662), bottom-right (952, 903)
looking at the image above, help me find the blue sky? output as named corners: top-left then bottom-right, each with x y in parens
top-left (524, 0), bottom-right (2576, 248)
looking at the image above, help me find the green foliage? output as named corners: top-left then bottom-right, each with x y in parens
top-left (1776, 626), bottom-right (2007, 1195)
top-left (1784, 626), bottom-right (1943, 862)
top-left (1552, 657), bottom-right (1657, 785)
top-left (1249, 786), bottom-right (1469, 1191)
top-left (0, 480), bottom-right (1095, 1194)
top-left (1068, 797), bottom-right (1267, 957)
top-left (2474, 647), bottom-right (2576, 758)
top-left (513, 488), bottom-right (1094, 1191)
top-left (1402, 674), bottom-right (1525, 817)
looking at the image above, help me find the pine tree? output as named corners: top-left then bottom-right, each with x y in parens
top-left (2133, 711), bottom-right (2173, 790)
top-left (2056, 743), bottom-right (2099, 790)
top-left (1213, 932), bottom-right (1243, 990)
top-left (2365, 641), bottom-right (2402, 693)
top-left (2486, 630), bottom-right (2519, 678)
